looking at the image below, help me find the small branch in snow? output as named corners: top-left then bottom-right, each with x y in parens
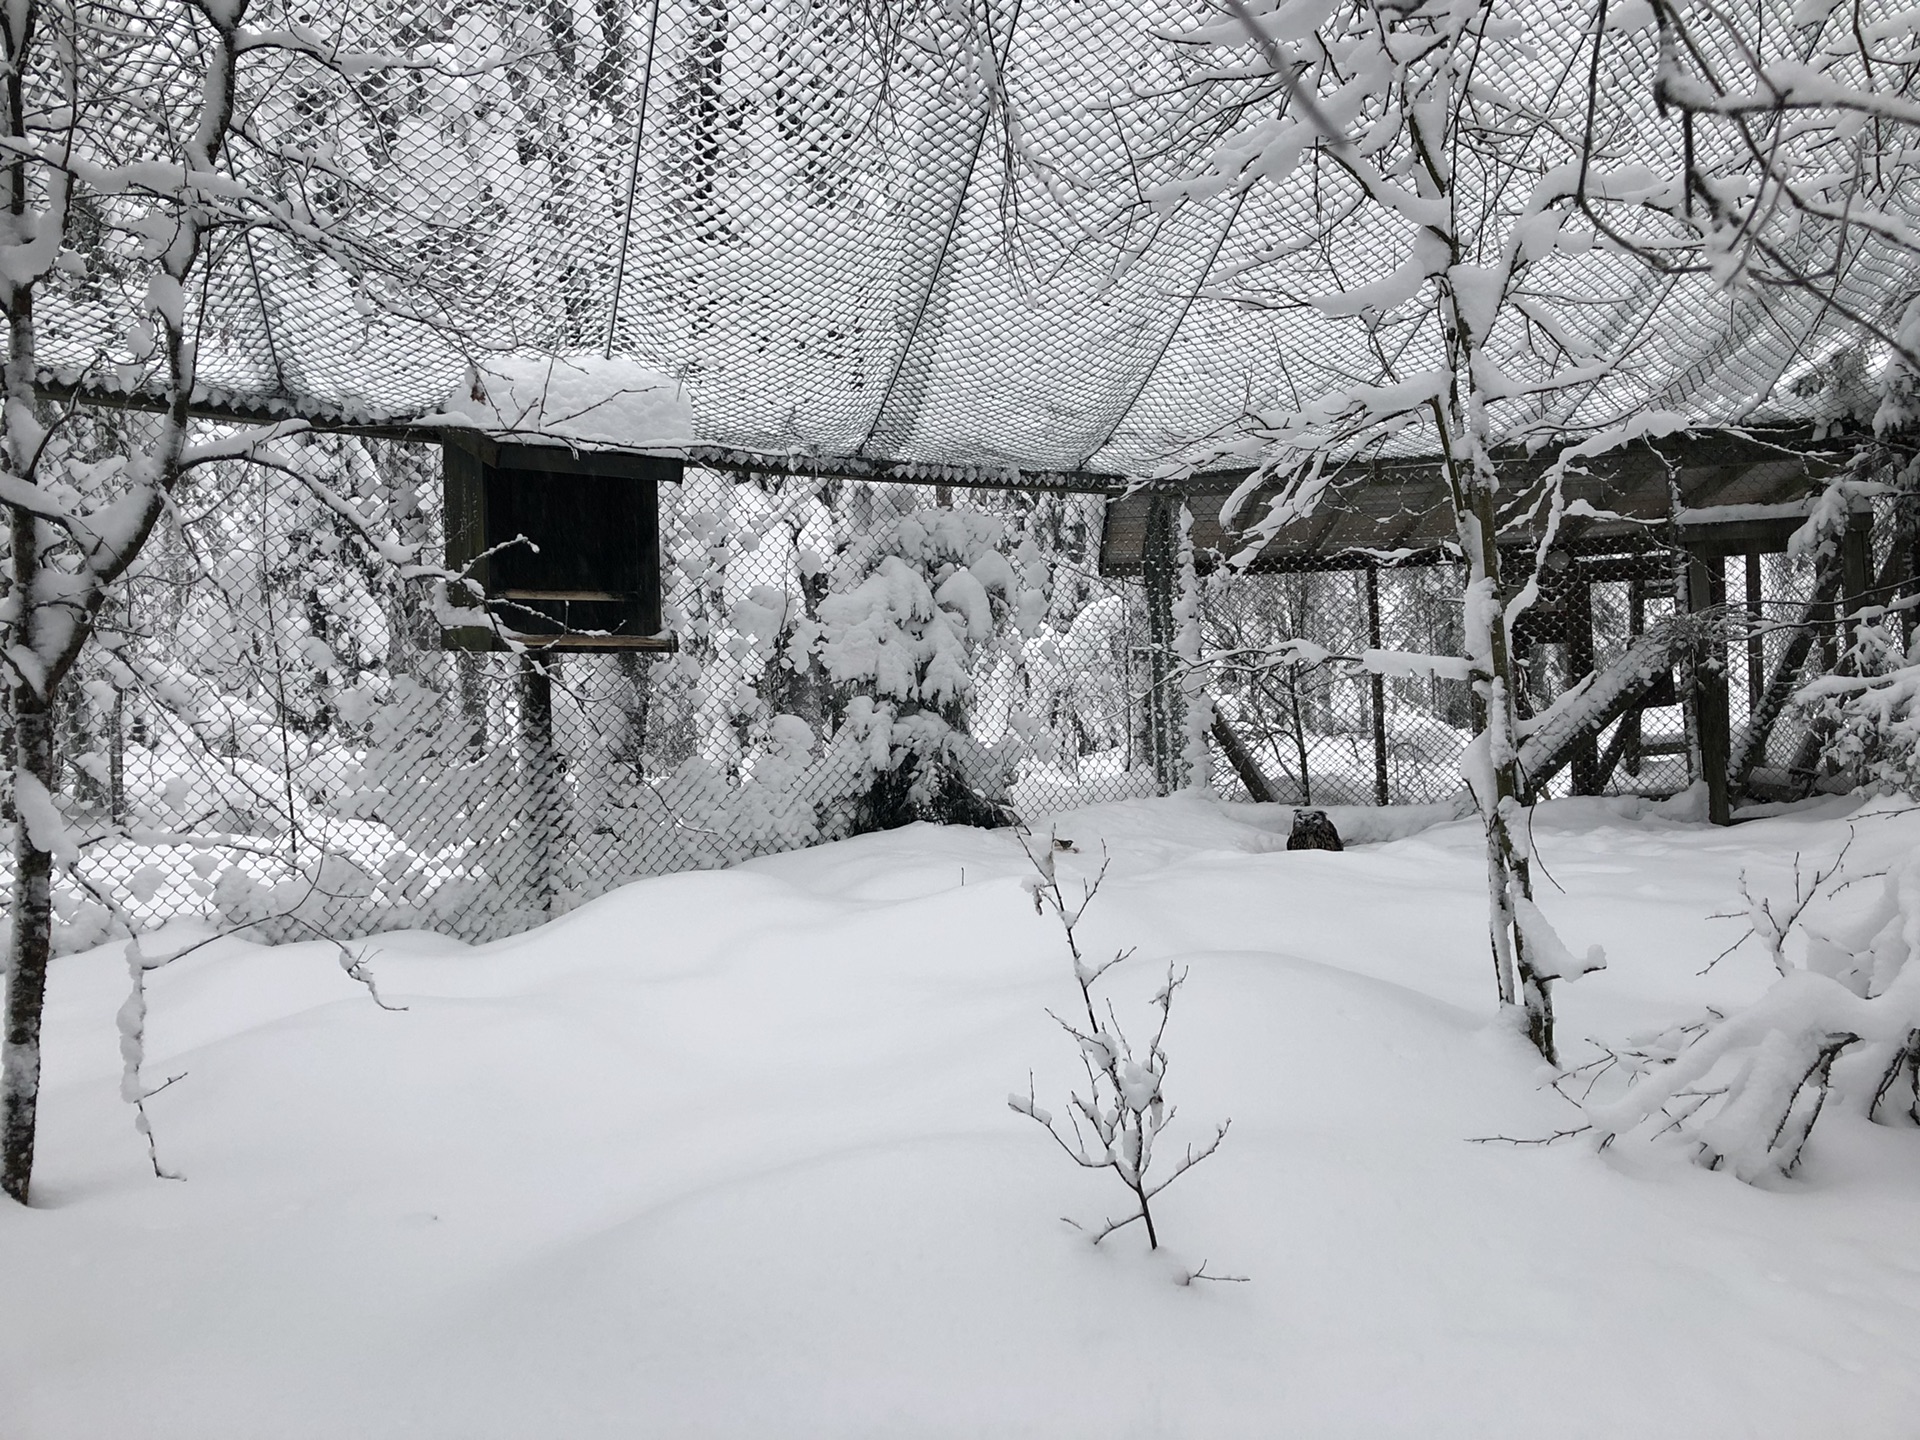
top-left (1178, 1259), bottom-right (1251, 1286)
top-left (1465, 1125), bottom-right (1593, 1147)
top-left (1010, 829), bottom-right (1230, 1256)
top-left (1703, 829), bottom-right (1856, 976)
top-left (336, 944), bottom-right (406, 1012)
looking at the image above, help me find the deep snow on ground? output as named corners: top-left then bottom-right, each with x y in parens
top-left (6, 794), bottom-right (1920, 1439)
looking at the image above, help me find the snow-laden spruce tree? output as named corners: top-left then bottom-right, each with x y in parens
top-left (732, 489), bottom-right (1049, 833)
top-left (0, 1), bottom-right (496, 1204)
top-left (1794, 439), bottom-right (1920, 794)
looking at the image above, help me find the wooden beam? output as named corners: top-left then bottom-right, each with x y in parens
top-left (1566, 571), bottom-right (1599, 795)
top-left (1366, 566), bottom-right (1389, 806)
top-left (1685, 550), bottom-right (1732, 826)
top-left (1730, 562), bottom-right (1842, 791)
top-left (1211, 713), bottom-right (1281, 803)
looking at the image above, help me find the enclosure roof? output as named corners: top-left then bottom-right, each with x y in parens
top-left (45, 1), bottom-right (1918, 486)
top-left (1098, 430), bottom-right (1859, 574)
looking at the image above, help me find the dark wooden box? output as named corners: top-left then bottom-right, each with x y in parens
top-left (441, 433), bottom-right (675, 652)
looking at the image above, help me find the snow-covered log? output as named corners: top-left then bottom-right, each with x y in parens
top-left (1516, 621), bottom-right (1689, 797)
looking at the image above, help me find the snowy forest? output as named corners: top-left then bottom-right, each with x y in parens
top-left (3, 0), bottom-right (1920, 1435)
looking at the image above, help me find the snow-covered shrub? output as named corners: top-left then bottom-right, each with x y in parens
top-left (1780, 448), bottom-right (1920, 795)
top-left (1800, 612), bottom-right (1920, 796)
top-left (1025, 594), bottom-right (1129, 760)
top-left (1009, 834), bottom-right (1228, 1251)
top-left (1590, 839), bottom-right (1920, 1182)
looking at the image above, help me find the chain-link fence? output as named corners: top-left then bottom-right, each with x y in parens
top-left (14, 443), bottom-right (1875, 952)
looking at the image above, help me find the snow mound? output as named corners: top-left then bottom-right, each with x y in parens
top-left (433, 354), bottom-right (694, 451)
top-left (7, 798), bottom-right (1920, 1438)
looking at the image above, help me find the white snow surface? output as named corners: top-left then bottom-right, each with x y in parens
top-left (7, 793), bottom-right (1920, 1438)
top-left (432, 354), bottom-right (694, 450)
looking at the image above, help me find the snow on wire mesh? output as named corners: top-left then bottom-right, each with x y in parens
top-left (42, 0), bottom-right (1917, 476)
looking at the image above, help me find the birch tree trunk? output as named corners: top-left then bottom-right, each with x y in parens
top-left (1, 0), bottom-right (226, 1201)
top-left (0, 0), bottom-right (58, 1204)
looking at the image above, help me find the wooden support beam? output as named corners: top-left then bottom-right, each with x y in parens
top-left (1566, 566), bottom-right (1599, 795)
top-left (1211, 712), bottom-right (1281, 803)
top-left (1685, 551), bottom-right (1732, 826)
top-left (1622, 578), bottom-right (1643, 777)
top-left (1842, 510), bottom-right (1873, 621)
top-left (1730, 561), bottom-right (1842, 791)
top-left (1515, 622), bottom-right (1683, 798)
top-left (1365, 566), bottom-right (1389, 806)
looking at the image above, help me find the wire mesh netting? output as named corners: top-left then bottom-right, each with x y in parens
top-left (1202, 550), bottom-right (1836, 810)
top-left (37, 1), bottom-right (1920, 475)
top-left (16, 439), bottom-right (1860, 952)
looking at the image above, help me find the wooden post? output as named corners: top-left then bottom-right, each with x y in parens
top-left (1140, 495), bottom-right (1184, 795)
top-left (1566, 563), bottom-right (1599, 795)
top-left (1623, 575), bottom-right (1646, 777)
top-left (109, 689), bottom-right (125, 825)
top-left (518, 653), bottom-right (560, 914)
top-left (458, 652), bottom-right (489, 754)
top-left (1744, 551), bottom-right (1764, 714)
top-left (1841, 510), bottom-right (1873, 644)
top-left (1685, 550), bottom-right (1731, 826)
top-left (1365, 565), bottom-right (1389, 806)
top-left (1905, 505), bottom-right (1920, 649)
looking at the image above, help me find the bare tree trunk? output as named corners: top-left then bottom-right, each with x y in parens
top-left (1, 0), bottom-right (228, 1202)
top-left (1445, 421), bottom-right (1553, 1064)
top-left (0, 0), bottom-right (53, 1201)
top-left (1, 578), bottom-right (54, 1205)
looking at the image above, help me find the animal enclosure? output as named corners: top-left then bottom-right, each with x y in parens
top-left (14, 440), bottom-right (1874, 951)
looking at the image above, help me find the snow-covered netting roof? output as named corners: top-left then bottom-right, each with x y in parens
top-left (43, 0), bottom-right (1920, 478)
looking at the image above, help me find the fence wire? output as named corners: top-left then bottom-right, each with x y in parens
top-left (14, 446), bottom-right (1861, 951)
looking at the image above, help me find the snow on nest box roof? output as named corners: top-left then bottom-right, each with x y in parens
top-left (429, 357), bottom-right (695, 454)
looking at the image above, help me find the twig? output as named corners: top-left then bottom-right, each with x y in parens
top-left (1179, 1259), bottom-right (1251, 1285)
top-left (1466, 1125), bottom-right (1593, 1146)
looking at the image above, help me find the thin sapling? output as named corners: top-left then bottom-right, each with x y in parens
top-left (1009, 831), bottom-right (1228, 1252)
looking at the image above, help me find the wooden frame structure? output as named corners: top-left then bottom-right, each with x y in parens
top-left (1098, 430), bottom-right (1884, 823)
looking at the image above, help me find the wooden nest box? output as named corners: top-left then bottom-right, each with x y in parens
top-left (440, 433), bottom-right (674, 652)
